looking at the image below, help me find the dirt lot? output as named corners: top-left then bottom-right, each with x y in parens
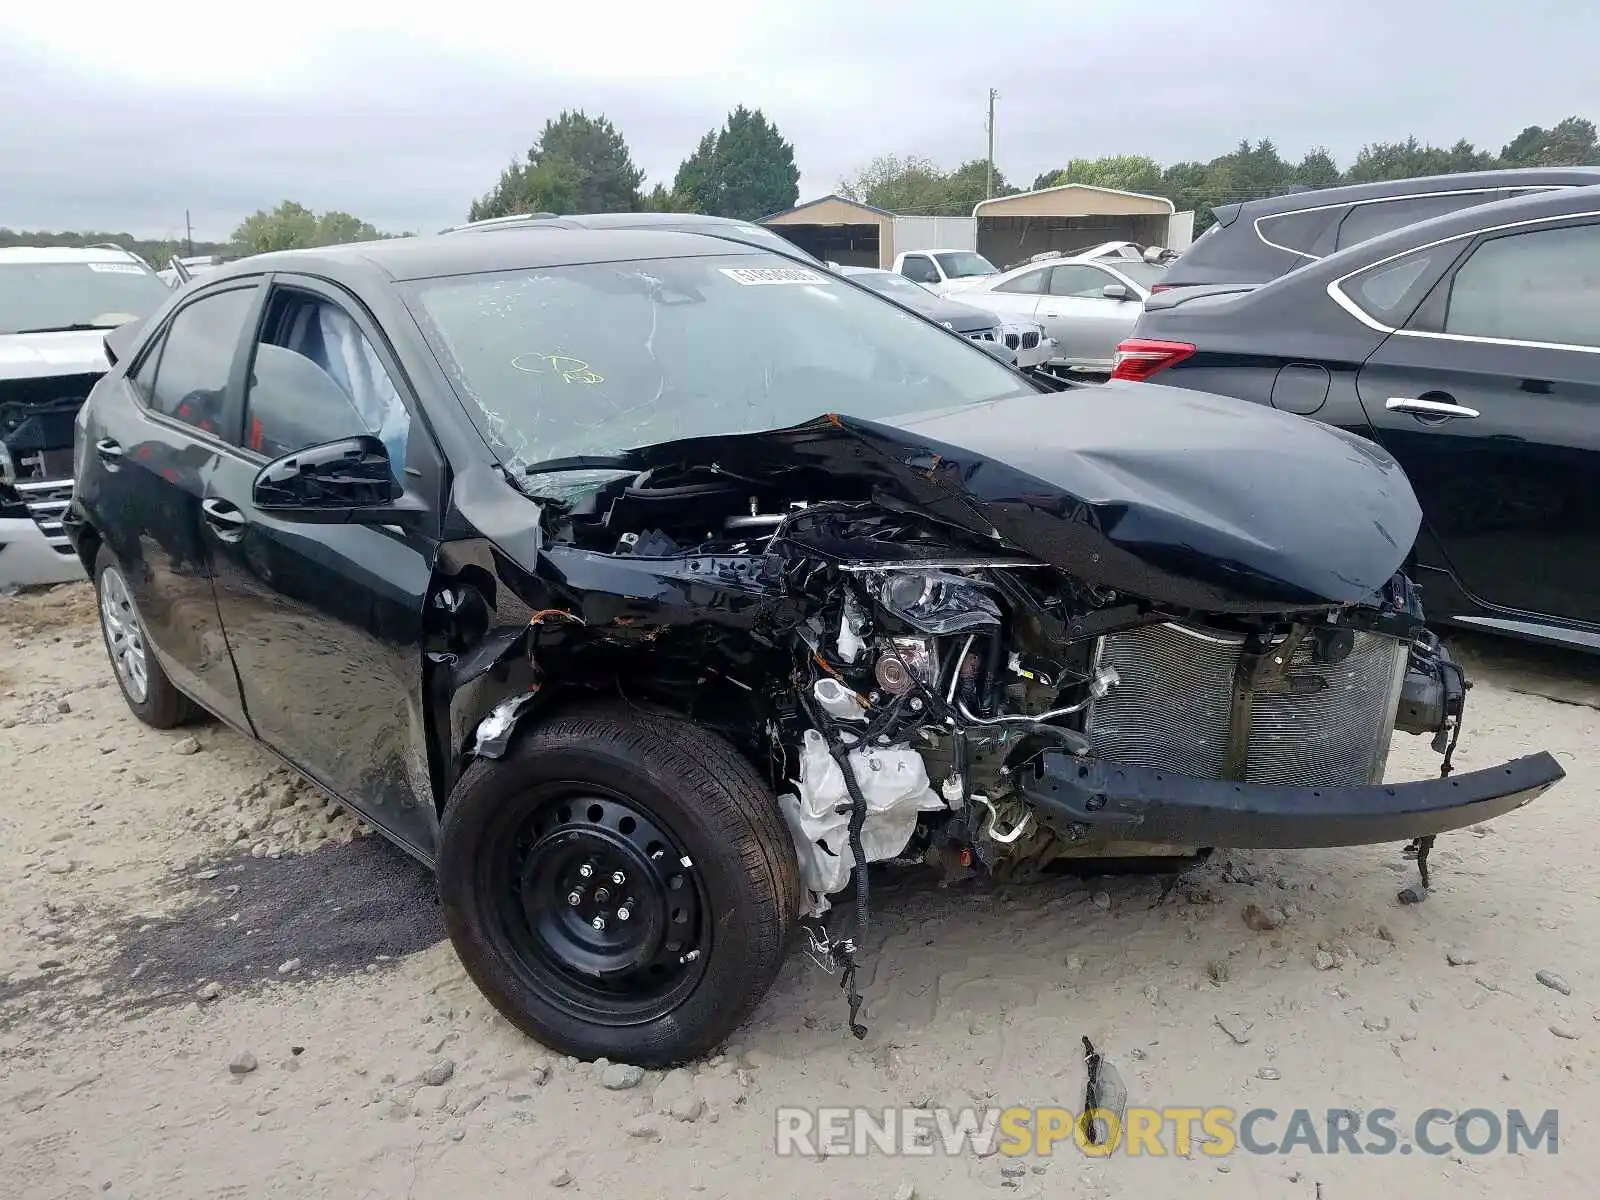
top-left (2, 582), bottom-right (1597, 1199)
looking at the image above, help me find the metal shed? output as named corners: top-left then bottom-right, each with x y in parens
top-left (972, 184), bottom-right (1182, 269)
top-left (760, 195), bottom-right (896, 268)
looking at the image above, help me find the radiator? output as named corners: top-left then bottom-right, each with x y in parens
top-left (1084, 622), bottom-right (1410, 788)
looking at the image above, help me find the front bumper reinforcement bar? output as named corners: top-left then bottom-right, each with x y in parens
top-left (1016, 751), bottom-right (1565, 849)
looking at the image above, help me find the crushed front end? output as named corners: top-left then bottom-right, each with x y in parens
top-left (458, 401), bottom-right (1564, 1041)
top-left (0, 372), bottom-right (94, 588)
top-left (765, 510), bottom-right (1561, 920)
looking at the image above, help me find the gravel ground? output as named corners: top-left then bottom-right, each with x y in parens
top-left (2, 581), bottom-right (1597, 1199)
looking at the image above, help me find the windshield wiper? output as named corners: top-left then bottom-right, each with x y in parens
top-left (10, 322), bottom-right (121, 334)
top-left (522, 454), bottom-right (637, 475)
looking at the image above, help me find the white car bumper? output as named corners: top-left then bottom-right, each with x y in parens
top-left (0, 514), bottom-right (85, 588)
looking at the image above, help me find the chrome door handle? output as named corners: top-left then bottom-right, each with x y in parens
top-left (1386, 396), bottom-right (1480, 419)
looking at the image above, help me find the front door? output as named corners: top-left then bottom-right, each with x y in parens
top-left (200, 275), bottom-right (444, 856)
top-left (1354, 219), bottom-right (1600, 626)
top-left (88, 281), bottom-right (262, 727)
top-left (1038, 264), bottom-right (1140, 368)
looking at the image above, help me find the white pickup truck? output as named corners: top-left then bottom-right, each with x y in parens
top-left (891, 248), bottom-right (1000, 295)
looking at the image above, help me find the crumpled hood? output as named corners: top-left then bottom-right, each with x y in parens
top-left (0, 330), bottom-right (109, 382)
top-left (861, 380), bottom-right (1422, 610)
top-left (620, 379), bottom-right (1421, 612)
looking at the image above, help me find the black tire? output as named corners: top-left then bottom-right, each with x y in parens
top-left (436, 703), bottom-right (801, 1066)
top-left (93, 545), bottom-right (191, 729)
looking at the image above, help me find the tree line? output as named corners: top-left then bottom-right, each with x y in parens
top-left (845, 116), bottom-right (1600, 230)
top-left (7, 112), bottom-right (1595, 255)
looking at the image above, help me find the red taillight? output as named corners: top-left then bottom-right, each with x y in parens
top-left (1149, 283), bottom-right (1174, 293)
top-left (1111, 338), bottom-right (1195, 382)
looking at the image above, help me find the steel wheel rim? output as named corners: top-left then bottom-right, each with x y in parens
top-left (99, 566), bottom-right (149, 704)
top-left (487, 785), bottom-right (711, 1026)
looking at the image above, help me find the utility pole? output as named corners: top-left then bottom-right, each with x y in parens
top-left (985, 88), bottom-right (998, 199)
top-left (184, 210), bottom-right (193, 255)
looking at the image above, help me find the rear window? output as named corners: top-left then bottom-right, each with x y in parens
top-left (1256, 207), bottom-right (1345, 256)
top-left (1335, 192), bottom-right (1496, 251)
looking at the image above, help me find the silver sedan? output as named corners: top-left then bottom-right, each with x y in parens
top-left (948, 254), bottom-right (1169, 374)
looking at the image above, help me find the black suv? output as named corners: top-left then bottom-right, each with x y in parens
top-left (1160, 168), bottom-right (1600, 293)
top-left (1117, 184), bottom-right (1600, 650)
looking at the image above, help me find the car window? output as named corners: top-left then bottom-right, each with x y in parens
top-left (404, 253), bottom-right (1034, 473)
top-left (1047, 265), bottom-right (1114, 298)
top-left (0, 259), bottom-right (173, 335)
top-left (1256, 207), bottom-right (1345, 256)
top-left (933, 251), bottom-right (997, 279)
top-left (900, 255), bottom-right (939, 284)
top-left (1336, 193), bottom-right (1493, 251)
top-left (1444, 223), bottom-right (1600, 348)
top-left (994, 268), bottom-right (1047, 295)
top-left (242, 290), bottom-right (411, 477)
top-left (142, 286), bottom-right (256, 435)
top-left (1342, 248), bottom-right (1447, 327)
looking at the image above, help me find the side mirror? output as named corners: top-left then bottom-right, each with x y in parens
top-left (252, 435), bottom-right (426, 527)
top-left (1101, 283), bottom-right (1131, 301)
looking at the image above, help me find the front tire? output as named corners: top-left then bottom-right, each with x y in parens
top-left (436, 703), bottom-right (801, 1066)
top-left (93, 546), bottom-right (191, 729)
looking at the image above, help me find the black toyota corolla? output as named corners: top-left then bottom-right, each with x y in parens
top-left (65, 229), bottom-right (1563, 1065)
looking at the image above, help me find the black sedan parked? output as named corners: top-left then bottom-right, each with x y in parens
top-left (1116, 184), bottom-right (1600, 650)
top-left (66, 229), bottom-right (1561, 1065)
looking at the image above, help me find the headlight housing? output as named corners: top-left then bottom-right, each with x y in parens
top-left (871, 570), bottom-right (1000, 635)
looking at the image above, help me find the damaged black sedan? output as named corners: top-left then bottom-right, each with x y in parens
top-left (65, 230), bottom-right (1564, 1066)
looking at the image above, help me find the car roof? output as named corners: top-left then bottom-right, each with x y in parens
top-left (0, 245), bottom-right (148, 265)
top-left (441, 212), bottom-right (770, 234)
top-left (210, 228), bottom-right (767, 284)
top-left (1219, 167), bottom-right (1600, 224)
top-left (1268, 182), bottom-right (1600, 285)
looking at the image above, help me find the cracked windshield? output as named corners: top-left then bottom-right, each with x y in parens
top-left (405, 254), bottom-right (1030, 475)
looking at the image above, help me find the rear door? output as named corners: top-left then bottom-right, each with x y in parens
top-left (1353, 218), bottom-right (1600, 625)
top-left (201, 274), bottom-right (446, 855)
top-left (970, 265), bottom-right (1050, 331)
top-left (86, 280), bottom-right (262, 726)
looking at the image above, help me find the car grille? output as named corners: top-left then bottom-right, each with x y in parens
top-left (12, 477), bottom-right (75, 555)
top-left (1001, 330), bottom-right (1042, 351)
top-left (1084, 622), bottom-right (1409, 788)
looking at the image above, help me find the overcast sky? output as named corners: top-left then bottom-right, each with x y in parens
top-left (2, 0), bottom-right (1595, 241)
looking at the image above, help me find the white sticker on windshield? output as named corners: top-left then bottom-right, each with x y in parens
top-left (718, 266), bottom-right (827, 286)
top-left (86, 262), bottom-right (146, 274)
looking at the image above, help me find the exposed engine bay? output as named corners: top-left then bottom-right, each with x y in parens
top-left (470, 447), bottom-right (1467, 911)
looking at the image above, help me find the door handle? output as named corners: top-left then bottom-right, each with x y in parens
top-left (95, 437), bottom-right (124, 464)
top-left (1386, 396), bottom-right (1480, 419)
top-left (201, 498), bottom-right (247, 542)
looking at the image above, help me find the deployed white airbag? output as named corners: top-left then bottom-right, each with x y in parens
top-left (777, 729), bottom-right (945, 915)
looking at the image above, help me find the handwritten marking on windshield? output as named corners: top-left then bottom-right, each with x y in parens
top-left (511, 353), bottom-right (604, 384)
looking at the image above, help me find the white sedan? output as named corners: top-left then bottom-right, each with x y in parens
top-left (948, 253), bottom-right (1170, 374)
